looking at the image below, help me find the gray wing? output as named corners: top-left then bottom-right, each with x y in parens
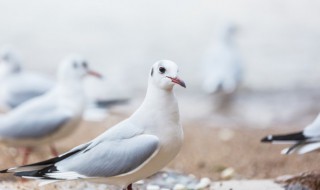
top-left (54, 134), bottom-right (159, 178)
top-left (4, 72), bottom-right (54, 108)
top-left (6, 91), bottom-right (46, 108)
top-left (0, 106), bottom-right (72, 139)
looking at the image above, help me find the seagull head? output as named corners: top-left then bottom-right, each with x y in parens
top-left (149, 60), bottom-right (186, 90)
top-left (58, 55), bottom-right (102, 82)
top-left (0, 46), bottom-right (21, 75)
top-left (219, 22), bottom-right (237, 43)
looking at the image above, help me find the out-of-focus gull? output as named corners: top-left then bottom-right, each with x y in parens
top-left (202, 22), bottom-right (243, 97)
top-left (261, 113), bottom-right (320, 154)
top-left (1, 60), bottom-right (186, 190)
top-left (0, 55), bottom-right (102, 164)
top-left (83, 78), bottom-right (130, 121)
top-left (83, 98), bottom-right (129, 122)
top-left (0, 46), bottom-right (54, 110)
top-left (0, 46), bottom-right (126, 120)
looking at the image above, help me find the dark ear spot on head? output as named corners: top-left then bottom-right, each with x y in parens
top-left (151, 68), bottom-right (154, 76)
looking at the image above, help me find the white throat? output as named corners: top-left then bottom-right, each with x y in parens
top-left (53, 78), bottom-right (85, 113)
top-left (131, 78), bottom-right (180, 128)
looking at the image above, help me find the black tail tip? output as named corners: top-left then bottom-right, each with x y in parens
top-left (0, 169), bottom-right (8, 173)
top-left (261, 135), bottom-right (273, 143)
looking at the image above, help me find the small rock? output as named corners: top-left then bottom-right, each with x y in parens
top-left (97, 184), bottom-right (108, 190)
top-left (188, 174), bottom-right (197, 179)
top-left (173, 184), bottom-right (186, 190)
top-left (135, 180), bottom-right (144, 185)
top-left (162, 173), bottom-right (168, 178)
top-left (275, 175), bottom-right (294, 183)
top-left (195, 177), bottom-right (211, 189)
top-left (221, 167), bottom-right (235, 180)
top-left (147, 184), bottom-right (161, 190)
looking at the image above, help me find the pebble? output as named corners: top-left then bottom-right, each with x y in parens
top-left (147, 184), bottom-right (161, 190)
top-left (135, 180), bottom-right (144, 185)
top-left (221, 167), bottom-right (235, 180)
top-left (173, 184), bottom-right (186, 190)
top-left (195, 177), bottom-right (211, 189)
top-left (162, 173), bottom-right (168, 178)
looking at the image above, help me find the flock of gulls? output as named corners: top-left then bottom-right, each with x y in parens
top-left (0, 23), bottom-right (318, 190)
top-left (0, 46), bottom-right (186, 190)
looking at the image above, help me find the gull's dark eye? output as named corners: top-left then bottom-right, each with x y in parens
top-left (159, 67), bottom-right (166, 74)
top-left (82, 61), bottom-right (88, 68)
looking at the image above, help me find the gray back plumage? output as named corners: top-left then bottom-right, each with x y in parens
top-left (0, 96), bottom-right (71, 139)
top-left (56, 134), bottom-right (159, 177)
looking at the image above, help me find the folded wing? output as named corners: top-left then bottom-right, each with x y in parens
top-left (3, 134), bottom-right (159, 180)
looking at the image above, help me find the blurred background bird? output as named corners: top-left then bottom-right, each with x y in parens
top-left (261, 113), bottom-right (320, 154)
top-left (0, 46), bottom-right (54, 111)
top-left (0, 55), bottom-right (102, 165)
top-left (202, 22), bottom-right (243, 112)
top-left (0, 45), bottom-right (129, 121)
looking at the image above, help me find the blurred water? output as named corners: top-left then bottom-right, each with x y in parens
top-left (1, 0), bottom-right (320, 125)
top-left (0, 0), bottom-right (320, 92)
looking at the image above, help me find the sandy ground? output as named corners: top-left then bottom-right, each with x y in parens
top-left (0, 180), bottom-right (284, 190)
top-left (0, 112), bottom-right (318, 189)
top-left (172, 122), bottom-right (320, 180)
top-left (212, 180), bottom-right (283, 190)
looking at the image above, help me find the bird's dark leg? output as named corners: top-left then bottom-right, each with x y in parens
top-left (21, 147), bottom-right (32, 165)
top-left (127, 184), bottom-right (133, 190)
top-left (49, 144), bottom-right (58, 157)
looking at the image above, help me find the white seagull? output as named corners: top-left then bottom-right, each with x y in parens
top-left (0, 55), bottom-right (102, 164)
top-left (1, 60), bottom-right (186, 190)
top-left (0, 46), bottom-right (127, 121)
top-left (202, 22), bottom-right (242, 95)
top-left (261, 113), bottom-right (320, 154)
top-left (0, 46), bottom-right (54, 110)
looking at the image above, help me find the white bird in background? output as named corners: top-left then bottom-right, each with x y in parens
top-left (0, 46), bottom-right (54, 110)
top-left (83, 78), bottom-right (129, 122)
top-left (202, 22), bottom-right (243, 110)
top-left (261, 113), bottom-right (320, 154)
top-left (1, 60), bottom-right (186, 190)
top-left (0, 46), bottom-right (128, 121)
top-left (0, 55), bottom-right (102, 165)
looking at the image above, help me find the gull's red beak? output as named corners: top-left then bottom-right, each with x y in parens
top-left (167, 76), bottom-right (186, 88)
top-left (87, 70), bottom-right (103, 78)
